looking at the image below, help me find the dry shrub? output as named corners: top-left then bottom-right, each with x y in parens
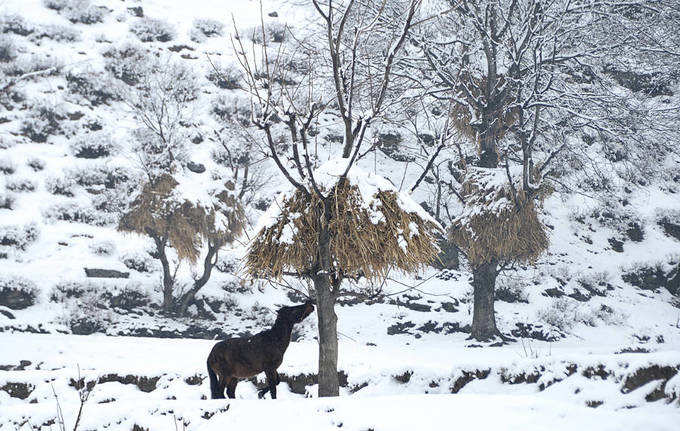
top-left (449, 167), bottom-right (549, 266)
top-left (118, 174), bottom-right (245, 262)
top-left (247, 181), bottom-right (441, 282)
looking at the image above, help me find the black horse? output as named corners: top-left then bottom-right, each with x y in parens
top-left (206, 301), bottom-right (314, 399)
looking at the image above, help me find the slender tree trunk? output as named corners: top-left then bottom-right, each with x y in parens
top-left (313, 273), bottom-right (339, 397)
top-left (177, 243), bottom-right (219, 315)
top-left (470, 260), bottom-right (499, 341)
top-left (151, 234), bottom-right (174, 313)
top-left (314, 203), bottom-right (340, 397)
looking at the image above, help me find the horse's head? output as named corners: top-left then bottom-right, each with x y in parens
top-left (277, 301), bottom-right (315, 324)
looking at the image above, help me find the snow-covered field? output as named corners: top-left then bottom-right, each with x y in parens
top-left (1, 333), bottom-right (679, 430)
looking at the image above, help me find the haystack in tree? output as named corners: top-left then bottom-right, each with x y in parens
top-left (246, 160), bottom-right (440, 395)
top-left (450, 167), bottom-right (549, 341)
top-left (119, 171), bottom-right (245, 315)
top-left (230, 0), bottom-right (426, 396)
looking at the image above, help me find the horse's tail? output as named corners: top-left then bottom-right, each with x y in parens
top-left (207, 359), bottom-right (221, 399)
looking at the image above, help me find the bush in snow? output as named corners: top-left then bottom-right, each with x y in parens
top-left (621, 258), bottom-right (679, 295)
top-left (26, 157), bottom-right (45, 171)
top-left (45, 175), bottom-right (76, 196)
top-left (89, 240), bottom-right (115, 256)
top-left (129, 17), bottom-right (175, 42)
top-left (121, 250), bottom-right (155, 273)
top-left (43, 0), bottom-right (107, 25)
top-left (5, 54), bottom-right (62, 78)
top-left (4, 178), bottom-right (36, 192)
top-left (0, 192), bottom-right (16, 210)
top-left (69, 131), bottom-right (117, 158)
top-left (211, 94), bottom-right (252, 126)
top-left (66, 70), bottom-right (119, 106)
top-left (495, 276), bottom-right (529, 303)
top-left (248, 22), bottom-right (287, 44)
top-left (206, 63), bottom-right (241, 89)
top-left (0, 14), bottom-right (34, 37)
top-left (190, 18), bottom-right (224, 42)
top-left (30, 24), bottom-right (80, 42)
top-left (20, 103), bottom-right (66, 143)
top-left (0, 157), bottom-right (16, 174)
top-left (537, 297), bottom-right (578, 332)
top-left (656, 209), bottom-right (680, 242)
top-left (102, 43), bottom-right (150, 86)
top-left (43, 201), bottom-right (113, 226)
top-left (0, 223), bottom-right (39, 250)
top-left (0, 35), bottom-right (17, 62)
top-left (68, 164), bottom-right (132, 190)
top-left (0, 275), bottom-right (38, 310)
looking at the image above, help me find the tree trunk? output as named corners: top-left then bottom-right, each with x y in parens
top-left (313, 274), bottom-right (339, 397)
top-left (470, 261), bottom-right (499, 341)
top-left (151, 234), bottom-right (174, 313)
top-left (177, 243), bottom-right (219, 315)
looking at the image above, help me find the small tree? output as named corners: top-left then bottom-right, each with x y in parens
top-left (118, 173), bottom-right (245, 314)
top-left (234, 0), bottom-right (430, 396)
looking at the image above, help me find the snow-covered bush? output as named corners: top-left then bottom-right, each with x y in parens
top-left (0, 14), bottom-right (34, 36)
top-left (211, 94), bottom-right (252, 126)
top-left (537, 298), bottom-right (578, 331)
top-left (121, 250), bottom-right (155, 273)
top-left (495, 277), bottom-right (529, 303)
top-left (0, 36), bottom-right (17, 62)
top-left (0, 157), bottom-right (16, 174)
top-left (0, 275), bottom-right (38, 310)
top-left (51, 281), bottom-right (112, 334)
top-left (20, 103), bottom-right (66, 143)
top-left (89, 240), bottom-right (115, 256)
top-left (67, 164), bottom-right (132, 190)
top-left (66, 70), bottom-right (118, 106)
top-left (30, 24), bottom-right (80, 42)
top-left (129, 17), bottom-right (175, 42)
top-left (43, 202), bottom-right (112, 225)
top-left (621, 257), bottom-right (678, 295)
top-left (576, 271), bottom-right (612, 297)
top-left (248, 22), bottom-right (287, 44)
top-left (656, 208), bottom-right (680, 241)
top-left (43, 0), bottom-right (107, 25)
top-left (206, 63), bottom-right (241, 89)
top-left (45, 175), bottom-right (76, 196)
top-left (26, 157), bottom-right (45, 171)
top-left (5, 54), bottom-right (62, 78)
top-left (69, 131), bottom-right (117, 158)
top-left (0, 192), bottom-right (16, 210)
top-left (190, 18), bottom-right (224, 42)
top-left (102, 43), bottom-right (150, 85)
top-left (0, 223), bottom-right (39, 250)
top-left (92, 187), bottom-right (133, 215)
top-left (5, 178), bottom-right (36, 192)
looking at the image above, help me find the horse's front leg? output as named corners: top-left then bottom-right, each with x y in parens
top-left (264, 369), bottom-right (279, 399)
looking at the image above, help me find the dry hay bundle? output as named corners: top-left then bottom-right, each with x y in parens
top-left (119, 174), bottom-right (245, 262)
top-left (247, 173), bottom-right (441, 282)
top-left (449, 167), bottom-right (549, 266)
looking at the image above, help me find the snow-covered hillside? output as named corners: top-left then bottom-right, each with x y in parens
top-left (0, 0), bottom-right (679, 429)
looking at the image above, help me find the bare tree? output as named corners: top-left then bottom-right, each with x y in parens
top-left (234, 0), bottom-right (427, 396)
top-left (413, 0), bottom-right (680, 341)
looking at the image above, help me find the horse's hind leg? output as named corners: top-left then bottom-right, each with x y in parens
top-left (264, 369), bottom-right (279, 399)
top-left (226, 378), bottom-right (238, 399)
top-left (208, 362), bottom-right (226, 399)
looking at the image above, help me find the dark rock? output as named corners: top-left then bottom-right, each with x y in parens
top-left (625, 222), bottom-right (644, 242)
top-left (378, 132), bottom-right (414, 162)
top-left (608, 237), bottom-right (624, 252)
top-left (1, 382), bottom-right (34, 399)
top-left (659, 217), bottom-right (680, 241)
top-left (388, 297), bottom-right (431, 312)
top-left (84, 268), bottom-right (130, 278)
top-left (99, 374), bottom-right (160, 392)
top-left (440, 301), bottom-right (458, 313)
top-left (71, 318), bottom-right (104, 335)
top-left (127, 7), bottom-right (144, 18)
top-left (622, 365), bottom-right (678, 402)
top-left (394, 370), bottom-right (413, 383)
top-left (168, 44), bottom-right (194, 52)
top-left (184, 374), bottom-right (204, 385)
top-left (510, 322), bottom-right (563, 341)
top-left (568, 289), bottom-right (591, 302)
top-left (387, 321), bottom-right (416, 335)
top-left (268, 11), bottom-right (278, 17)
top-left (187, 161), bottom-right (206, 173)
top-left (622, 265), bottom-right (668, 292)
top-left (450, 369), bottom-right (490, 393)
top-left (586, 400), bottom-right (604, 408)
top-left (542, 288), bottom-right (564, 298)
top-left (0, 288), bottom-right (35, 310)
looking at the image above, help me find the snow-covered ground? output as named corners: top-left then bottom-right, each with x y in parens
top-left (1, 333), bottom-right (679, 430)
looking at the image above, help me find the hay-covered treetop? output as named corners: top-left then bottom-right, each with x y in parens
top-left (247, 158), bottom-right (442, 282)
top-left (449, 167), bottom-right (549, 266)
top-left (119, 171), bottom-right (245, 262)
